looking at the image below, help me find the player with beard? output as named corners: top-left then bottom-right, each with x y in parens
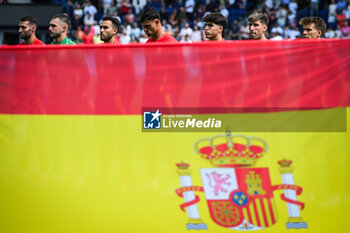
top-left (18, 16), bottom-right (45, 45)
top-left (140, 7), bottom-right (178, 43)
top-left (100, 16), bottom-right (120, 44)
top-left (203, 13), bottom-right (227, 41)
top-left (49, 14), bottom-right (76, 45)
top-left (248, 13), bottom-right (269, 40)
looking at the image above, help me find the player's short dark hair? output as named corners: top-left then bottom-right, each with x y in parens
top-left (102, 16), bottom-right (120, 30)
top-left (299, 16), bottom-right (326, 36)
top-left (19, 16), bottom-right (38, 27)
top-left (248, 12), bottom-right (269, 26)
top-left (140, 7), bottom-right (160, 23)
top-left (203, 13), bottom-right (228, 29)
top-left (51, 13), bottom-right (71, 29)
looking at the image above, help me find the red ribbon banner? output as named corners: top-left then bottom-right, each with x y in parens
top-left (272, 184), bottom-right (305, 210)
top-left (175, 186), bottom-right (204, 212)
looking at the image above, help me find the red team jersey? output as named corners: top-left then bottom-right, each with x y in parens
top-left (20, 37), bottom-right (45, 45)
top-left (146, 33), bottom-right (178, 43)
top-left (113, 37), bottom-right (121, 45)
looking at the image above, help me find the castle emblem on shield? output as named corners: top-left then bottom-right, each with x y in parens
top-left (175, 134), bottom-right (307, 230)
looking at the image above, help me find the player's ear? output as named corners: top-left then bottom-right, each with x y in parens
top-left (219, 25), bottom-right (223, 32)
top-left (155, 19), bottom-right (160, 25)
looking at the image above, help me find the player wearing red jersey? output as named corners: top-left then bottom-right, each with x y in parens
top-left (203, 13), bottom-right (228, 41)
top-left (100, 16), bottom-right (121, 44)
top-left (248, 13), bottom-right (269, 41)
top-left (19, 16), bottom-right (45, 45)
top-left (140, 8), bottom-right (178, 43)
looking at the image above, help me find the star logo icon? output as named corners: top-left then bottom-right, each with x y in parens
top-left (150, 109), bottom-right (161, 122)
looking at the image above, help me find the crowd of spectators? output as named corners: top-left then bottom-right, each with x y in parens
top-left (61, 0), bottom-right (350, 43)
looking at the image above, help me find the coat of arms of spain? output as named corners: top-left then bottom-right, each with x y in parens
top-left (175, 134), bottom-right (307, 230)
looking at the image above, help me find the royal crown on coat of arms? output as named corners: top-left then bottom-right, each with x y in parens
top-left (175, 133), bottom-right (308, 231)
top-left (194, 135), bottom-right (267, 167)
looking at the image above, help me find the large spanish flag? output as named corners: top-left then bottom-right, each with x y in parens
top-left (0, 40), bottom-right (349, 233)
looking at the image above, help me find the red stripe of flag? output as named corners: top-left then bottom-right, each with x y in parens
top-left (259, 198), bottom-right (269, 227)
top-left (252, 199), bottom-right (261, 227)
top-left (267, 198), bottom-right (276, 224)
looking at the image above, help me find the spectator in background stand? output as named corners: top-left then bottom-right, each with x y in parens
top-left (125, 9), bottom-right (136, 25)
top-left (191, 25), bottom-right (202, 42)
top-left (337, 0), bottom-right (347, 13)
top-left (84, 12), bottom-right (95, 26)
top-left (346, 3), bottom-right (350, 19)
top-left (271, 24), bottom-right (283, 36)
top-left (132, 0), bottom-right (147, 15)
top-left (120, 0), bottom-right (131, 18)
top-left (177, 7), bottom-right (188, 28)
top-left (180, 34), bottom-right (192, 43)
top-left (76, 25), bottom-right (85, 43)
top-left (49, 14), bottom-right (76, 45)
top-left (276, 5), bottom-right (287, 27)
top-left (239, 21), bottom-right (250, 40)
top-left (62, 0), bottom-right (74, 20)
top-left (93, 32), bottom-right (104, 43)
top-left (83, 26), bottom-right (94, 43)
top-left (299, 16), bottom-right (326, 39)
top-left (310, 0), bottom-right (319, 16)
top-left (288, 0), bottom-right (298, 16)
top-left (229, 20), bottom-right (240, 40)
top-left (71, 14), bottom-right (83, 32)
top-left (287, 9), bottom-right (296, 26)
top-left (100, 16), bottom-right (121, 44)
top-left (284, 25), bottom-right (300, 39)
top-left (130, 22), bottom-right (141, 41)
top-left (334, 25), bottom-right (342, 38)
top-left (18, 16), bottom-right (45, 45)
top-left (180, 22), bottom-right (193, 38)
top-left (140, 7), bottom-right (178, 43)
top-left (336, 10), bottom-right (347, 28)
top-left (341, 21), bottom-right (350, 38)
top-left (202, 12), bottom-right (228, 41)
top-left (270, 31), bottom-right (283, 40)
top-left (220, 4), bottom-right (229, 18)
top-left (248, 12), bottom-right (269, 40)
top-left (103, 0), bottom-right (113, 14)
top-left (328, 0), bottom-right (337, 29)
top-left (185, 0), bottom-right (195, 22)
top-left (139, 32), bottom-right (149, 43)
top-left (74, 2), bottom-right (84, 19)
top-left (325, 27), bottom-right (336, 38)
top-left (120, 32), bottom-right (131, 43)
top-left (84, 0), bottom-right (97, 19)
top-left (106, 0), bottom-right (117, 15)
top-left (92, 20), bottom-right (100, 36)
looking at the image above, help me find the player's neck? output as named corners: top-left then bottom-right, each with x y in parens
top-left (259, 35), bottom-right (268, 41)
top-left (25, 34), bottom-right (36, 44)
top-left (212, 34), bottom-right (223, 41)
top-left (153, 28), bottom-right (165, 41)
top-left (55, 34), bottom-right (67, 44)
top-left (106, 36), bottom-right (116, 44)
